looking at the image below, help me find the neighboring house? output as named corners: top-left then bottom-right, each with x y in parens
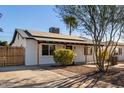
top-left (103, 42), bottom-right (124, 61)
top-left (10, 28), bottom-right (95, 66)
top-left (10, 28), bottom-right (124, 66)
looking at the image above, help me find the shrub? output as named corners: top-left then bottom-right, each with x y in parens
top-left (97, 50), bottom-right (109, 60)
top-left (53, 49), bottom-right (75, 65)
top-left (100, 50), bottom-right (109, 60)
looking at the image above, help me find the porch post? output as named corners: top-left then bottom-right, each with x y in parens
top-left (84, 46), bottom-right (87, 63)
top-left (37, 42), bottom-right (40, 65)
top-left (85, 54), bottom-right (87, 63)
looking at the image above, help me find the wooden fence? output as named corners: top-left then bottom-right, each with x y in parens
top-left (0, 47), bottom-right (24, 67)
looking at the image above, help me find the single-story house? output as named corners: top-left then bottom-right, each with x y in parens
top-left (102, 42), bottom-right (124, 61)
top-left (10, 28), bottom-right (124, 66)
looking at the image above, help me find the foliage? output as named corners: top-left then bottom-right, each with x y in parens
top-left (0, 13), bottom-right (2, 32)
top-left (53, 49), bottom-right (75, 65)
top-left (98, 50), bottom-right (109, 60)
top-left (56, 5), bottom-right (124, 72)
top-left (63, 15), bottom-right (78, 35)
top-left (0, 28), bottom-right (3, 32)
top-left (0, 41), bottom-right (9, 47)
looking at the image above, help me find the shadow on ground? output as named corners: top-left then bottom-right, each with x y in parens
top-left (0, 63), bottom-right (124, 88)
top-left (16, 70), bottom-right (124, 88)
top-left (0, 69), bottom-right (123, 88)
top-left (101, 68), bottom-right (124, 87)
top-left (0, 71), bottom-right (98, 88)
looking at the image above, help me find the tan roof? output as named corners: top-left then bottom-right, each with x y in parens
top-left (30, 31), bottom-right (85, 41)
top-left (34, 37), bottom-right (93, 44)
top-left (10, 28), bottom-right (94, 45)
top-left (102, 41), bottom-right (124, 46)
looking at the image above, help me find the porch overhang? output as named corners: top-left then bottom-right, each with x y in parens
top-left (34, 37), bottom-right (94, 45)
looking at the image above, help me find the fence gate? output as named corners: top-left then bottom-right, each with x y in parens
top-left (0, 47), bottom-right (24, 67)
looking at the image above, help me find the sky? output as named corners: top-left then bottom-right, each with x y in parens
top-left (0, 5), bottom-right (80, 43)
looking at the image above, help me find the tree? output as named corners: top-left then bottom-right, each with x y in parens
top-left (56, 5), bottom-right (124, 72)
top-left (63, 15), bottom-right (78, 35)
top-left (0, 13), bottom-right (2, 32)
top-left (0, 41), bottom-right (9, 46)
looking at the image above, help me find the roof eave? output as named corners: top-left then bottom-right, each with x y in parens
top-left (10, 29), bottom-right (32, 46)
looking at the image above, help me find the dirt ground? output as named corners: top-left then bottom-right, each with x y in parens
top-left (0, 63), bottom-right (124, 88)
top-left (60, 63), bottom-right (124, 87)
top-left (62, 65), bottom-right (96, 74)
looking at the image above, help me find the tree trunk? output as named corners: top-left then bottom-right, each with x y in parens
top-left (69, 24), bottom-right (71, 35)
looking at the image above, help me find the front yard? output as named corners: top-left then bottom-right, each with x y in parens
top-left (0, 63), bottom-right (124, 88)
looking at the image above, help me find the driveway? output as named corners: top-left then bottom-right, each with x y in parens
top-left (0, 66), bottom-right (77, 88)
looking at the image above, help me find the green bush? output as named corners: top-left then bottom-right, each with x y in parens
top-left (97, 50), bottom-right (109, 60)
top-left (53, 49), bottom-right (75, 65)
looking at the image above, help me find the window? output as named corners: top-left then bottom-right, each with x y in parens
top-left (90, 47), bottom-right (92, 54)
top-left (119, 48), bottom-right (122, 55)
top-left (50, 45), bottom-right (55, 55)
top-left (42, 45), bottom-right (49, 55)
top-left (84, 47), bottom-right (92, 55)
top-left (66, 45), bottom-right (72, 50)
top-left (114, 48), bottom-right (122, 55)
top-left (42, 45), bottom-right (55, 55)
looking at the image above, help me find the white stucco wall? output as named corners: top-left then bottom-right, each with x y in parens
top-left (12, 33), bottom-right (26, 47)
top-left (117, 46), bottom-right (124, 61)
top-left (39, 43), bottom-right (65, 65)
top-left (74, 45), bottom-right (94, 63)
top-left (39, 43), bottom-right (54, 65)
top-left (38, 44), bottom-right (94, 65)
top-left (25, 39), bottom-right (38, 65)
top-left (86, 46), bottom-right (94, 62)
top-left (12, 32), bottom-right (124, 65)
top-left (56, 44), bottom-right (65, 49)
top-left (73, 45), bottom-right (85, 63)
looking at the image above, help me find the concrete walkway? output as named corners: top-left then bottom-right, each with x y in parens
top-left (112, 63), bottom-right (124, 69)
top-left (84, 63), bottom-right (124, 69)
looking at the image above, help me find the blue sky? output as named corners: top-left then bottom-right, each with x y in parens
top-left (0, 5), bottom-right (80, 43)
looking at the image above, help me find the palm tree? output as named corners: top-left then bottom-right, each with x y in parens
top-left (0, 28), bottom-right (3, 32)
top-left (63, 15), bottom-right (77, 35)
top-left (0, 13), bottom-right (3, 32)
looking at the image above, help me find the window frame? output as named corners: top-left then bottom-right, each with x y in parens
top-left (84, 46), bottom-right (92, 55)
top-left (114, 48), bottom-right (122, 56)
top-left (118, 48), bottom-right (122, 55)
top-left (42, 45), bottom-right (49, 56)
top-left (66, 45), bottom-right (73, 50)
top-left (49, 45), bottom-right (55, 55)
top-left (42, 44), bottom-right (56, 56)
